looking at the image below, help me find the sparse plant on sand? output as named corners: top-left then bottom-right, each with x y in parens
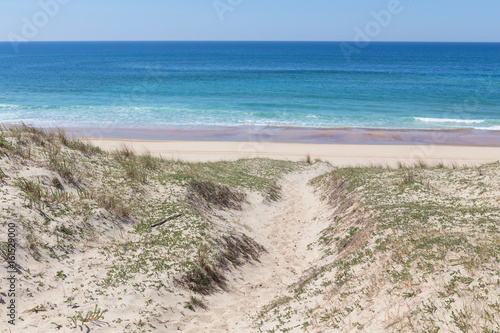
top-left (67, 305), bottom-right (107, 327)
top-left (264, 181), bottom-right (282, 203)
top-left (0, 167), bottom-right (7, 184)
top-left (0, 133), bottom-right (13, 151)
top-left (185, 296), bottom-right (207, 311)
top-left (402, 169), bottom-right (416, 184)
top-left (14, 177), bottom-right (45, 208)
top-left (64, 297), bottom-right (75, 307)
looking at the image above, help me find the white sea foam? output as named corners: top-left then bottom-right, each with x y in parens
top-left (414, 117), bottom-right (485, 124)
top-left (474, 126), bottom-right (500, 131)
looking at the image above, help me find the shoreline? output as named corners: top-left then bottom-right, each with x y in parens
top-left (71, 125), bottom-right (500, 165)
top-left (4, 123), bottom-right (500, 165)
top-left (66, 125), bottom-right (500, 147)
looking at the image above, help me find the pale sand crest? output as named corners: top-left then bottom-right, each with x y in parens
top-left (88, 139), bottom-right (500, 166)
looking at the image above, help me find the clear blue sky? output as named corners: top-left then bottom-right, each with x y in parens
top-left (1, 0), bottom-right (499, 42)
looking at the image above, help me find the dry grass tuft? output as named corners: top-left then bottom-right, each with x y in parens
top-left (51, 177), bottom-right (64, 190)
top-left (122, 160), bottom-right (147, 184)
top-left (57, 128), bottom-right (103, 156)
top-left (0, 167), bottom-right (8, 184)
top-left (112, 145), bottom-right (135, 160)
top-left (181, 234), bottom-right (264, 294)
top-left (187, 179), bottom-right (246, 211)
top-left (217, 234), bottom-right (264, 268)
top-left (96, 193), bottom-right (131, 218)
top-left (264, 181), bottom-right (282, 203)
top-left (402, 169), bottom-right (416, 184)
top-left (14, 177), bottom-right (44, 208)
top-left (181, 245), bottom-right (225, 294)
top-left (0, 131), bottom-right (14, 152)
top-left (139, 150), bottom-right (161, 170)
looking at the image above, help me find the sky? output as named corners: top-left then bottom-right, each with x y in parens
top-left (0, 0), bottom-right (499, 42)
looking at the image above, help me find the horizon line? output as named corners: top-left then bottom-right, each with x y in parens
top-left (1, 40), bottom-right (499, 44)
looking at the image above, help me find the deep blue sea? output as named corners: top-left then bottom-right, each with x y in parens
top-left (0, 41), bottom-right (499, 130)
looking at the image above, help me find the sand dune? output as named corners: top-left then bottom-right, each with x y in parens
top-left (1, 127), bottom-right (499, 332)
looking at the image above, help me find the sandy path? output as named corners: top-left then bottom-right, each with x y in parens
top-left (176, 164), bottom-right (333, 332)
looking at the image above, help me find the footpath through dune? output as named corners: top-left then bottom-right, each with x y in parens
top-left (176, 164), bottom-right (333, 332)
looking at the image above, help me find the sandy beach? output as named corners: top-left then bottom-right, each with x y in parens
top-left (87, 138), bottom-right (500, 166)
top-left (68, 125), bottom-right (500, 165)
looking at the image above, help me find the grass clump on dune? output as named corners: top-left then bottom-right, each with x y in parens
top-left (0, 167), bottom-right (9, 184)
top-left (14, 177), bottom-right (45, 208)
top-left (187, 179), bottom-right (247, 211)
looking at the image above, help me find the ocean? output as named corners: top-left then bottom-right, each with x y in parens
top-left (0, 41), bottom-right (499, 131)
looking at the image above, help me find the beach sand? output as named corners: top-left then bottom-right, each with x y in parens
top-left (87, 138), bottom-right (500, 166)
top-left (68, 125), bottom-right (500, 166)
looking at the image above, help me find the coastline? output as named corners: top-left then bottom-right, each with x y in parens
top-left (66, 125), bottom-right (500, 165)
top-left (68, 125), bottom-right (500, 146)
top-left (68, 126), bottom-right (500, 167)
top-left (4, 123), bottom-right (500, 165)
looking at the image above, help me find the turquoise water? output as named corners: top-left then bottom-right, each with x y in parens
top-left (0, 42), bottom-right (499, 130)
